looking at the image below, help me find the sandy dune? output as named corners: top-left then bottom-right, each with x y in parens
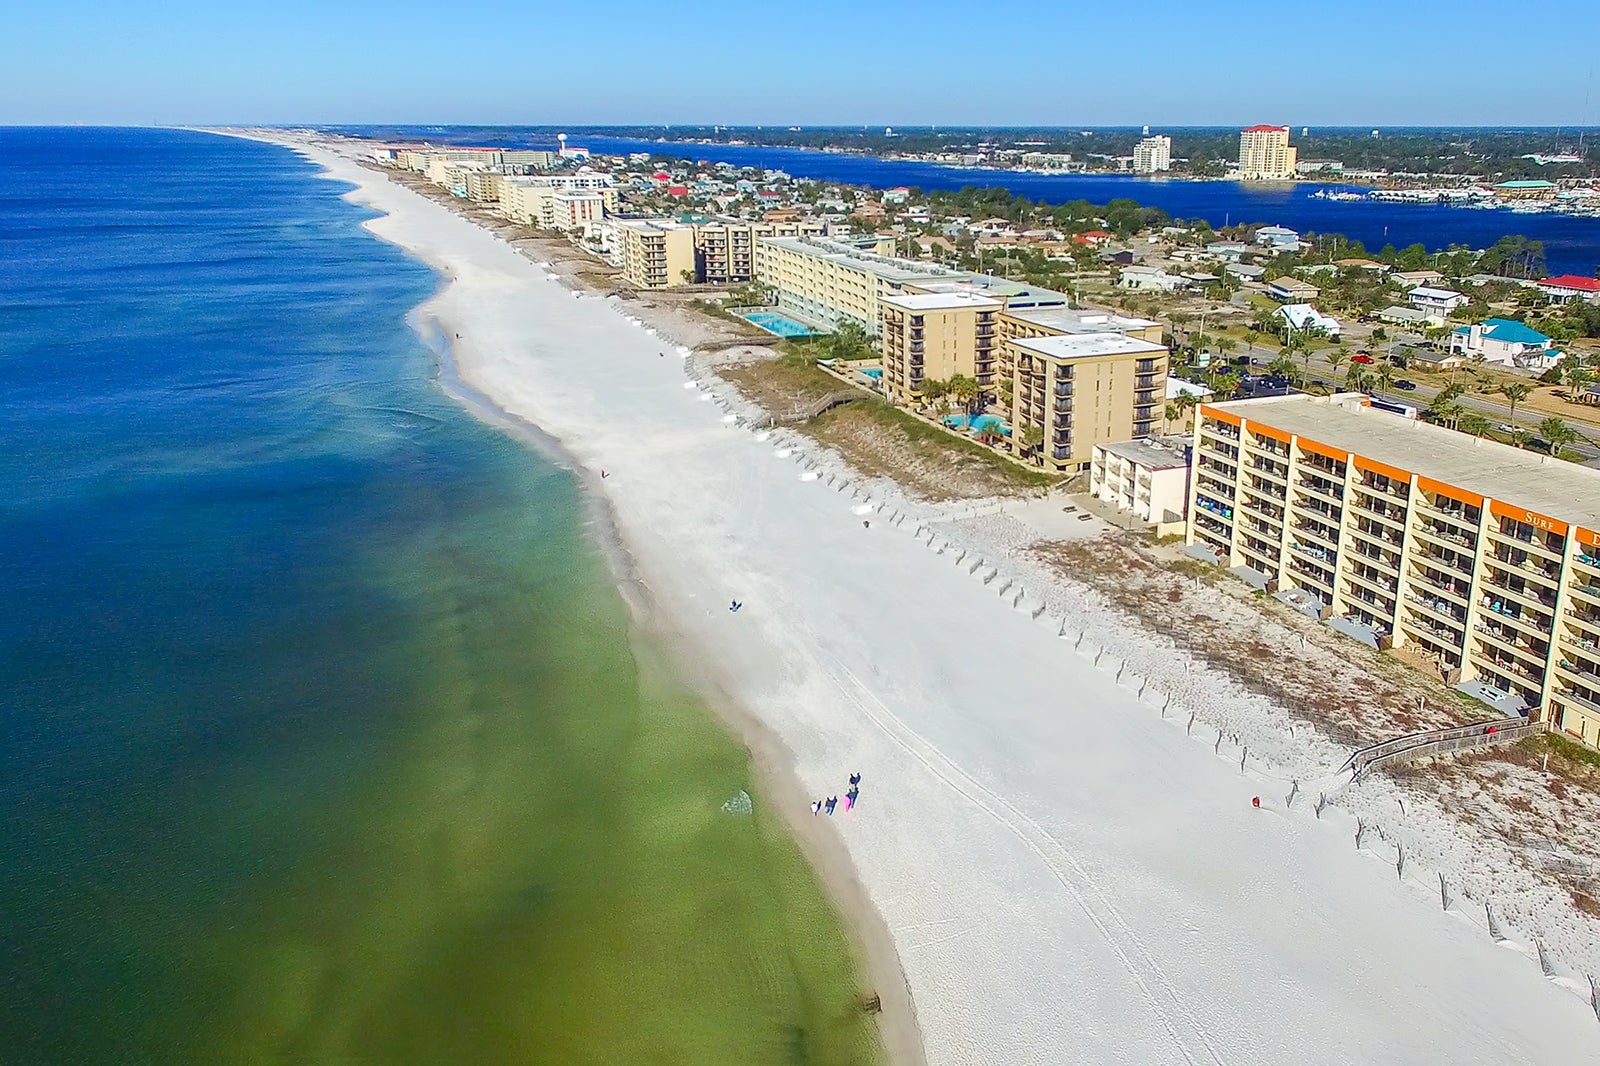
top-left (258, 136), bottom-right (1600, 1065)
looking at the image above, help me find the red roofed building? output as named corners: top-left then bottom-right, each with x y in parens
top-left (1072, 229), bottom-right (1112, 246)
top-left (652, 171), bottom-right (672, 182)
top-left (666, 185), bottom-right (689, 197)
top-left (1538, 274), bottom-right (1600, 304)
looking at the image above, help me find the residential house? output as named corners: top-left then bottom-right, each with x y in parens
top-left (1275, 303), bottom-right (1341, 337)
top-left (1537, 275), bottom-right (1600, 304)
top-left (1119, 265), bottom-right (1186, 292)
top-left (1408, 287), bottom-right (1468, 316)
top-left (1254, 226), bottom-right (1302, 253)
top-left (1268, 277), bottom-right (1320, 303)
top-left (1390, 269), bottom-right (1446, 290)
top-left (1449, 318), bottom-right (1556, 368)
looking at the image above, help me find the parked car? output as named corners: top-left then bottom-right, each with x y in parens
top-left (1351, 353), bottom-right (1375, 364)
top-left (1394, 379), bottom-right (1416, 391)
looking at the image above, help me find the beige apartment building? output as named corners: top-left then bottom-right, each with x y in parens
top-left (879, 292), bottom-right (1002, 404)
top-left (1090, 439), bottom-right (1190, 527)
top-left (1007, 332), bottom-right (1167, 472)
top-left (464, 171), bottom-right (505, 203)
top-left (694, 220), bottom-right (829, 285)
top-left (617, 219), bottom-right (697, 289)
top-left (499, 175), bottom-right (617, 228)
top-left (1187, 393), bottom-right (1600, 747)
top-left (1238, 125), bottom-right (1298, 180)
top-left (754, 236), bottom-right (966, 333)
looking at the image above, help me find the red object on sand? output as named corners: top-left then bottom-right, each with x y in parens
top-left (1251, 796), bottom-right (1261, 809)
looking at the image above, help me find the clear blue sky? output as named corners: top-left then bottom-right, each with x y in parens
top-left (3, 0), bottom-right (1596, 127)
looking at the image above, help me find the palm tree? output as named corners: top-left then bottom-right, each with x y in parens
top-left (1458, 412), bottom-right (1491, 438)
top-left (947, 374), bottom-right (980, 415)
top-left (1324, 347), bottom-right (1348, 383)
top-left (1500, 382), bottom-right (1533, 439)
top-left (1374, 361), bottom-right (1396, 393)
top-left (1540, 416), bottom-right (1579, 459)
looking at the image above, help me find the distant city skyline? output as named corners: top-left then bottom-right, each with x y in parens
top-left (2, 0), bottom-right (1597, 127)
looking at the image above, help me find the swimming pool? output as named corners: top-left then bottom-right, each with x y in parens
top-left (861, 368), bottom-right (883, 380)
top-left (739, 311), bottom-right (816, 337)
top-left (942, 413), bottom-right (1010, 435)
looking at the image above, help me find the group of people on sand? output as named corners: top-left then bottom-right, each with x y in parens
top-left (811, 772), bottom-right (862, 816)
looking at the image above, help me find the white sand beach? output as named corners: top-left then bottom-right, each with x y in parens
top-left (245, 133), bottom-right (1600, 1065)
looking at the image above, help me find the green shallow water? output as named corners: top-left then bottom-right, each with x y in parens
top-left (0, 127), bottom-right (883, 1065)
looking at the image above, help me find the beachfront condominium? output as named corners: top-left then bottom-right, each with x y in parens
top-left (1187, 392), bottom-right (1600, 748)
top-left (694, 220), bottom-right (829, 286)
top-left (1005, 331), bottom-right (1168, 473)
top-left (1132, 135), bottom-right (1172, 174)
top-left (499, 174), bottom-right (618, 229)
top-left (879, 292), bottom-right (1003, 405)
top-left (753, 236), bottom-right (968, 334)
top-left (1238, 126), bottom-right (1298, 181)
top-left (617, 219), bottom-right (697, 289)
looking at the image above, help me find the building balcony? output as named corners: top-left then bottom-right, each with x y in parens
top-left (1297, 455), bottom-right (1345, 479)
top-left (1348, 497), bottom-right (1406, 530)
top-left (1238, 538), bottom-right (1279, 568)
top-left (1292, 519), bottom-right (1340, 550)
top-left (1295, 478), bottom-right (1345, 506)
top-left (1346, 567), bottom-right (1399, 597)
top-left (1479, 595), bottom-right (1553, 638)
top-left (1490, 552), bottom-right (1562, 587)
top-left (1472, 622), bottom-right (1548, 666)
top-left (1470, 644), bottom-right (1544, 686)
top-left (1405, 592), bottom-right (1467, 629)
top-left (1489, 524), bottom-right (1565, 562)
top-left (1413, 546), bottom-right (1474, 579)
top-left (1358, 479), bottom-right (1410, 504)
top-left (1245, 438), bottom-right (1291, 462)
top-left (1411, 521), bottom-right (1474, 553)
top-left (1565, 607), bottom-right (1600, 639)
top-left (1481, 567), bottom-right (1558, 611)
top-left (1196, 494), bottom-right (1235, 524)
top-left (1289, 539), bottom-right (1337, 569)
top-left (1201, 421), bottom-right (1241, 442)
top-left (1555, 686), bottom-right (1600, 718)
top-left (1409, 568), bottom-right (1470, 605)
top-left (1349, 542), bottom-right (1401, 574)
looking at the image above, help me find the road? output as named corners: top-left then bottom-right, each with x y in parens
top-left (1232, 343), bottom-right (1600, 464)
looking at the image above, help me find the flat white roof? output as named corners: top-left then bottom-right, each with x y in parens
top-left (1205, 393), bottom-right (1600, 529)
top-left (1004, 306), bottom-right (1159, 333)
top-left (881, 292), bottom-right (1003, 311)
top-left (1097, 438), bottom-right (1190, 469)
top-left (1410, 287), bottom-right (1464, 300)
top-left (1011, 332), bottom-right (1166, 361)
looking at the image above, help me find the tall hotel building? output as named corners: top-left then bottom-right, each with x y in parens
top-left (1188, 394), bottom-right (1600, 746)
top-left (1237, 125), bottom-right (1298, 180)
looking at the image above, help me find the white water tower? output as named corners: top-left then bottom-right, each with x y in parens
top-left (557, 132), bottom-right (567, 155)
top-left (1142, 124), bottom-right (1150, 136)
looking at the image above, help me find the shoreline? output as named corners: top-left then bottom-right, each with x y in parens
top-left (226, 129), bottom-right (927, 1065)
top-left (207, 128), bottom-right (1600, 1064)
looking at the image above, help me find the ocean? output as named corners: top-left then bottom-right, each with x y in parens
top-left (333, 127), bottom-right (1600, 276)
top-left (0, 128), bottom-right (879, 1065)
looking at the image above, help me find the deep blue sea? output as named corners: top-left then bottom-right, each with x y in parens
top-left (332, 127), bottom-right (1600, 276)
top-left (0, 128), bottom-right (877, 1064)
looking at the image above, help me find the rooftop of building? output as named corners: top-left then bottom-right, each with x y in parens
top-left (1004, 306), bottom-right (1161, 334)
top-left (1409, 286), bottom-right (1464, 299)
top-left (1204, 393), bottom-right (1600, 529)
top-left (1542, 274), bottom-right (1600, 291)
top-left (1097, 438), bottom-right (1190, 470)
top-left (1011, 332), bottom-right (1166, 361)
top-left (758, 235), bottom-right (969, 283)
top-left (1242, 125), bottom-right (1290, 133)
top-left (881, 291), bottom-right (1003, 312)
top-left (1451, 318), bottom-right (1550, 343)
top-left (613, 217), bottom-right (693, 232)
top-left (908, 274), bottom-right (1071, 308)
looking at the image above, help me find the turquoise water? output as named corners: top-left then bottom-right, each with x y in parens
top-left (942, 413), bottom-right (1009, 435)
top-left (740, 310), bottom-right (816, 337)
top-left (0, 129), bottom-right (881, 1065)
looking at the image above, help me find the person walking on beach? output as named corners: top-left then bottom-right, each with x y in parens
top-left (825, 796), bottom-right (837, 815)
top-left (845, 787), bottom-right (858, 811)
top-left (811, 799), bottom-right (823, 815)
top-left (849, 772), bottom-right (861, 787)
